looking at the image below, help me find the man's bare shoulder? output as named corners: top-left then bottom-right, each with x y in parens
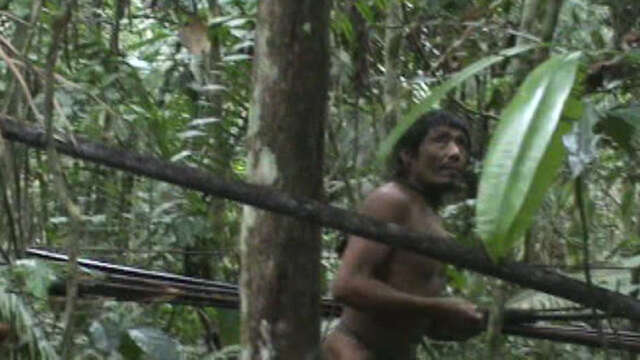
top-left (360, 182), bottom-right (415, 224)
top-left (364, 182), bottom-right (415, 204)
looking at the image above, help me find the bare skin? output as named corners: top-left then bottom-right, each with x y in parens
top-left (323, 126), bottom-right (484, 359)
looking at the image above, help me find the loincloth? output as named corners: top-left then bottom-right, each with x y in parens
top-left (333, 321), bottom-right (416, 360)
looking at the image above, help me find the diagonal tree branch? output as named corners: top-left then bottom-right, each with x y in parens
top-left (3, 116), bottom-right (640, 320)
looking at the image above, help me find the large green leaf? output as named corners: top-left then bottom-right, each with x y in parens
top-left (476, 53), bottom-right (581, 262)
top-left (376, 44), bottom-right (537, 162)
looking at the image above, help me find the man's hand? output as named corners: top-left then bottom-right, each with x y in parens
top-left (424, 298), bottom-right (484, 341)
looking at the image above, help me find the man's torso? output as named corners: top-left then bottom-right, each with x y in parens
top-left (340, 182), bottom-right (449, 347)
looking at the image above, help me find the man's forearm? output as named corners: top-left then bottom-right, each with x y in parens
top-left (334, 276), bottom-right (455, 316)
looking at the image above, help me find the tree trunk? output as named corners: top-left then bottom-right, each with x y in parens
top-left (512, 0), bottom-right (541, 79)
top-left (517, 0), bottom-right (540, 45)
top-left (382, 0), bottom-right (403, 133)
top-left (535, 0), bottom-right (565, 62)
top-left (239, 1), bottom-right (330, 359)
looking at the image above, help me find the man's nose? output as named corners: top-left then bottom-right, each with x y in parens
top-left (446, 142), bottom-right (463, 162)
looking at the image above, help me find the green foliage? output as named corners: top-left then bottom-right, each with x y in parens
top-left (377, 44), bottom-right (537, 163)
top-left (0, 0), bottom-right (640, 358)
top-left (0, 290), bottom-right (59, 360)
top-left (0, 262), bottom-right (58, 359)
top-left (476, 53), bottom-right (581, 262)
top-left (121, 327), bottom-right (182, 360)
top-left (598, 104), bottom-right (640, 153)
top-left (204, 344), bottom-right (242, 360)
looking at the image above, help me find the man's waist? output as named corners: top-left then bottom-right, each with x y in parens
top-left (339, 311), bottom-right (425, 344)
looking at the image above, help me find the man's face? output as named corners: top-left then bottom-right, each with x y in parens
top-left (404, 125), bottom-right (469, 189)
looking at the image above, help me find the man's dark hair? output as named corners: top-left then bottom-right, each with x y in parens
top-left (388, 110), bottom-right (470, 178)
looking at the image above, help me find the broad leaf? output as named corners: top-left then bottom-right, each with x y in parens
top-left (377, 44), bottom-right (537, 162)
top-left (121, 327), bottom-right (182, 360)
top-left (90, 320), bottom-right (122, 354)
top-left (476, 52), bottom-right (581, 262)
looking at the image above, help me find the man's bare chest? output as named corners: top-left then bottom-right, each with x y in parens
top-left (385, 250), bottom-right (445, 296)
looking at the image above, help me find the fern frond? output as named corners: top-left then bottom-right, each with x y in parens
top-left (0, 289), bottom-right (59, 360)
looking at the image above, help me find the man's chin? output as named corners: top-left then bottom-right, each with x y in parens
top-left (431, 178), bottom-right (461, 192)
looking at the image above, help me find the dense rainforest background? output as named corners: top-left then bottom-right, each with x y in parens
top-left (0, 0), bottom-right (639, 359)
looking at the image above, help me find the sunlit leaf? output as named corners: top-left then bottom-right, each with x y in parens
top-left (232, 41), bottom-right (255, 53)
top-left (178, 130), bottom-right (206, 139)
top-left (49, 216), bottom-right (69, 224)
top-left (170, 150), bottom-right (192, 162)
top-left (476, 52), bottom-right (581, 262)
top-left (223, 54), bottom-right (252, 62)
top-left (377, 44), bottom-right (537, 162)
top-left (123, 327), bottom-right (182, 360)
top-left (227, 18), bottom-right (252, 27)
top-left (205, 345), bottom-right (242, 360)
top-left (12, 260), bottom-right (55, 302)
top-left (562, 102), bottom-right (600, 178)
top-left (622, 255), bottom-right (640, 269)
top-left (209, 15), bottom-right (244, 27)
top-left (151, 200), bottom-right (182, 218)
top-left (89, 320), bottom-right (122, 354)
top-left (191, 84), bottom-right (227, 93)
top-left (189, 118), bottom-right (221, 127)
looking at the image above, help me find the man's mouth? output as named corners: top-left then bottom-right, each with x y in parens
top-left (438, 166), bottom-right (463, 178)
top-left (440, 166), bottom-right (461, 173)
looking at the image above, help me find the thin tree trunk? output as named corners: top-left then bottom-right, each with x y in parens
top-left (518, 0), bottom-right (540, 46)
top-left (0, 1), bottom-right (42, 260)
top-left (535, 0), bottom-right (565, 61)
top-left (182, 0), bottom-right (228, 310)
top-left (239, 0), bottom-right (330, 358)
top-left (630, 182), bottom-right (640, 360)
top-left (0, 137), bottom-right (18, 257)
top-left (44, 3), bottom-right (81, 357)
top-left (350, 2), bottom-right (369, 201)
top-left (512, 0), bottom-right (541, 79)
top-left (487, 282), bottom-right (507, 358)
top-left (111, 0), bottom-right (124, 55)
top-left (382, 0), bottom-right (403, 133)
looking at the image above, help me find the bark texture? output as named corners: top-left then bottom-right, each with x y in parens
top-left (382, 0), bottom-right (403, 133)
top-left (534, 0), bottom-right (565, 62)
top-left (239, 1), bottom-right (330, 359)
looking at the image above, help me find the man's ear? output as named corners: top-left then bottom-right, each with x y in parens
top-left (399, 149), bottom-right (414, 168)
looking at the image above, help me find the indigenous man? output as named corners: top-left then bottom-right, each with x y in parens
top-left (323, 111), bottom-right (484, 359)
